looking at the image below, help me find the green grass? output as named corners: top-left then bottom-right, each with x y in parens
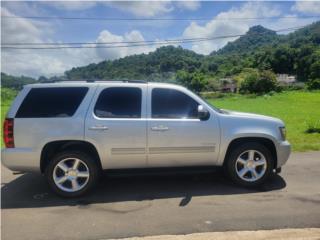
top-left (1, 88), bottom-right (320, 151)
top-left (208, 91), bottom-right (320, 152)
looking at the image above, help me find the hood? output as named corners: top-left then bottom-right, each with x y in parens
top-left (221, 109), bottom-right (284, 125)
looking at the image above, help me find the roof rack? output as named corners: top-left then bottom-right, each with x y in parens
top-left (39, 79), bottom-right (147, 84)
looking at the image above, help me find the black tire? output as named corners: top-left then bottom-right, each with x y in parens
top-left (45, 151), bottom-right (99, 198)
top-left (224, 142), bottom-right (274, 187)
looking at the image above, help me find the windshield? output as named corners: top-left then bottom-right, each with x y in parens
top-left (196, 93), bottom-right (224, 114)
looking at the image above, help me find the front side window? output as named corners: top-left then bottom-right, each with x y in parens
top-left (152, 88), bottom-right (199, 119)
top-left (16, 87), bottom-right (88, 118)
top-left (94, 87), bottom-right (142, 118)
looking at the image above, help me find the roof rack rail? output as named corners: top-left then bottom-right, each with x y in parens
top-left (39, 79), bottom-right (148, 84)
top-left (121, 80), bottom-right (147, 84)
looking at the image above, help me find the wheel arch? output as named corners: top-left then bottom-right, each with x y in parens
top-left (223, 137), bottom-right (277, 169)
top-left (40, 140), bottom-right (102, 173)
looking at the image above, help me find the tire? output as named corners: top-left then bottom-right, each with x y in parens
top-left (45, 151), bottom-right (99, 197)
top-left (224, 142), bottom-right (274, 187)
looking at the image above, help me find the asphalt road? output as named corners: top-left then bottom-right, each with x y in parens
top-left (1, 151), bottom-right (320, 240)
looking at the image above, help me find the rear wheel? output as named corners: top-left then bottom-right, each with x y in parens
top-left (45, 151), bottom-right (99, 197)
top-left (225, 142), bottom-right (274, 187)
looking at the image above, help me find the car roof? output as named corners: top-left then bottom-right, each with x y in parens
top-left (25, 81), bottom-right (181, 89)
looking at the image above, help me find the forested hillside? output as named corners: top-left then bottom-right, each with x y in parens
top-left (2, 21), bottom-right (320, 91)
top-left (65, 21), bottom-right (320, 84)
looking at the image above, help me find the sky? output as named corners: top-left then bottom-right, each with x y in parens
top-left (1, 1), bottom-right (320, 78)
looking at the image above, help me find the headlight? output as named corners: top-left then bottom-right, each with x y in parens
top-left (279, 126), bottom-right (286, 141)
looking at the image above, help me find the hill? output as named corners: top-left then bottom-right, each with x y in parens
top-left (65, 46), bottom-right (204, 81)
top-left (2, 21), bottom-right (320, 89)
top-left (1, 72), bottom-right (37, 90)
top-left (65, 21), bottom-right (320, 82)
top-left (215, 25), bottom-right (278, 55)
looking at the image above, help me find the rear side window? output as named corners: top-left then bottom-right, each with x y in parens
top-left (16, 87), bottom-right (88, 118)
top-left (152, 88), bottom-right (199, 119)
top-left (94, 87), bottom-right (142, 118)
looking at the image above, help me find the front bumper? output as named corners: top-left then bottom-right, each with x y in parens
top-left (1, 148), bottom-right (40, 172)
top-left (276, 140), bottom-right (291, 168)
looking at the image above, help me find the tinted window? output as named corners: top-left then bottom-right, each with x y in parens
top-left (16, 87), bottom-right (88, 118)
top-left (152, 88), bottom-right (199, 119)
top-left (94, 87), bottom-right (142, 118)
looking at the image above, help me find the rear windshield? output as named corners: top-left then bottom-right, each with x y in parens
top-left (15, 87), bottom-right (88, 118)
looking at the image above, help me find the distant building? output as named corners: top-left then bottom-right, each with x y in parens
top-left (219, 78), bottom-right (237, 93)
top-left (276, 74), bottom-right (296, 85)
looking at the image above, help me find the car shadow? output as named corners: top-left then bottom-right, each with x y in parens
top-left (1, 168), bottom-right (286, 209)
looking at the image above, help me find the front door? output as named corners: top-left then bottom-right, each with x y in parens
top-left (147, 87), bottom-right (220, 167)
top-left (85, 85), bottom-right (147, 169)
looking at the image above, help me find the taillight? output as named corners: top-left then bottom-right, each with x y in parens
top-left (3, 118), bottom-right (14, 148)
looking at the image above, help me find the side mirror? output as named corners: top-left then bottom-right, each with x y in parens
top-left (198, 105), bottom-right (210, 120)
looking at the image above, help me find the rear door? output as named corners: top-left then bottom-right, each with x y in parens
top-left (85, 84), bottom-right (147, 169)
top-left (147, 86), bottom-right (220, 167)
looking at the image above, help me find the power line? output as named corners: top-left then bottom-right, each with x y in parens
top-left (1, 26), bottom-right (299, 46)
top-left (2, 15), bottom-right (320, 21)
top-left (0, 26), bottom-right (305, 50)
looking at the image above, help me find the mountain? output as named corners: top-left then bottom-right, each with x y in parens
top-left (1, 72), bottom-right (37, 90)
top-left (215, 25), bottom-right (279, 55)
top-left (2, 21), bottom-right (320, 89)
top-left (65, 22), bottom-right (319, 82)
top-left (65, 46), bottom-right (204, 81)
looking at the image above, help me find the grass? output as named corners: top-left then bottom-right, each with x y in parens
top-left (1, 88), bottom-right (320, 151)
top-left (208, 91), bottom-right (320, 152)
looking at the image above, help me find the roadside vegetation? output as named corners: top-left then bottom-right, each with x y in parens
top-left (208, 91), bottom-right (320, 152)
top-left (1, 87), bottom-right (319, 151)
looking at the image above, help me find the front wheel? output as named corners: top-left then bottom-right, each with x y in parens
top-left (45, 151), bottom-right (99, 197)
top-left (225, 142), bottom-right (274, 187)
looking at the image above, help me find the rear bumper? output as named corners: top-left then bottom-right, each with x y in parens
top-left (1, 148), bottom-right (40, 172)
top-left (276, 140), bottom-right (291, 168)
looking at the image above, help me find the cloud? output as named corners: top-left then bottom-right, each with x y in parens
top-left (104, 1), bottom-right (173, 17)
top-left (1, 8), bottom-right (52, 44)
top-left (291, 1), bottom-right (320, 14)
top-left (44, 1), bottom-right (97, 11)
top-left (182, 2), bottom-right (317, 55)
top-left (175, 1), bottom-right (201, 11)
top-left (1, 7), bottom-right (166, 78)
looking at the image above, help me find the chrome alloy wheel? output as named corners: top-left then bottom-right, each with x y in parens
top-left (53, 158), bottom-right (90, 192)
top-left (235, 150), bottom-right (267, 182)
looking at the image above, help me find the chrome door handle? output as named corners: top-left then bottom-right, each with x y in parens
top-left (151, 126), bottom-right (169, 131)
top-left (89, 125), bottom-right (109, 130)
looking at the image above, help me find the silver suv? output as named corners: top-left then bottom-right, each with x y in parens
top-left (2, 81), bottom-right (291, 197)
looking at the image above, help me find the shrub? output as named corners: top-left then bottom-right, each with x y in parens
top-left (240, 70), bottom-right (278, 94)
top-left (307, 78), bottom-right (320, 90)
top-left (305, 119), bottom-right (320, 134)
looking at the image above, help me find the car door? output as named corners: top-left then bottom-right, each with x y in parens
top-left (147, 86), bottom-right (220, 167)
top-left (85, 84), bottom-right (147, 169)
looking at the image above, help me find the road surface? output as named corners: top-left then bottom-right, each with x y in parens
top-left (1, 151), bottom-right (320, 240)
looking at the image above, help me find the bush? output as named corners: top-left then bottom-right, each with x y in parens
top-left (305, 119), bottom-right (320, 134)
top-left (240, 70), bottom-right (278, 94)
top-left (307, 78), bottom-right (320, 90)
top-left (176, 70), bottom-right (208, 93)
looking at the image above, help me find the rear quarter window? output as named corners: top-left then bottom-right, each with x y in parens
top-left (15, 87), bottom-right (88, 118)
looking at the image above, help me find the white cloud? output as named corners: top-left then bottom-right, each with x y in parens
top-left (1, 7), bottom-right (166, 78)
top-left (95, 30), bottom-right (166, 60)
top-left (1, 8), bottom-right (47, 44)
top-left (104, 1), bottom-right (173, 17)
top-left (182, 2), bottom-right (316, 55)
top-left (291, 1), bottom-right (320, 14)
top-left (44, 1), bottom-right (97, 11)
top-left (175, 1), bottom-right (201, 11)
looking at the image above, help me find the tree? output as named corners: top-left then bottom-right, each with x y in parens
top-left (307, 79), bottom-right (320, 90)
top-left (240, 70), bottom-right (278, 94)
top-left (176, 70), bottom-right (207, 93)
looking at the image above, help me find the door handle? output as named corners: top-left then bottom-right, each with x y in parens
top-left (89, 125), bottom-right (109, 131)
top-left (151, 126), bottom-right (169, 131)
